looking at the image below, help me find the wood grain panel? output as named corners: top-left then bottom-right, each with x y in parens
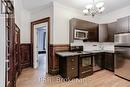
top-left (48, 44), bottom-right (69, 75)
top-left (20, 44), bottom-right (31, 69)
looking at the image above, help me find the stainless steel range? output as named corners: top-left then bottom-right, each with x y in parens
top-left (70, 46), bottom-right (93, 78)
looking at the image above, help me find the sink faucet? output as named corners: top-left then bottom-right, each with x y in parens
top-left (98, 43), bottom-right (104, 50)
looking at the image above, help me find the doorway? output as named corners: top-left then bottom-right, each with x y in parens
top-left (31, 17), bottom-right (50, 73)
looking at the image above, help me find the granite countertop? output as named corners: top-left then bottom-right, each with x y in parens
top-left (56, 50), bottom-right (114, 57)
top-left (56, 51), bottom-right (83, 57)
top-left (86, 50), bottom-right (114, 54)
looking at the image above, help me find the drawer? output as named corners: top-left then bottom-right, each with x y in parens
top-left (66, 56), bottom-right (78, 78)
top-left (67, 66), bottom-right (78, 79)
top-left (79, 69), bottom-right (93, 78)
top-left (67, 56), bottom-right (78, 66)
top-left (67, 65), bottom-right (78, 72)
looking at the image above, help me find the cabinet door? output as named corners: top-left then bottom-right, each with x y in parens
top-left (67, 56), bottom-right (78, 79)
top-left (99, 24), bottom-right (108, 42)
top-left (117, 16), bottom-right (129, 33)
top-left (93, 53), bottom-right (103, 71)
top-left (107, 22), bottom-right (117, 42)
top-left (70, 18), bottom-right (98, 42)
top-left (87, 27), bottom-right (99, 42)
top-left (104, 53), bottom-right (114, 71)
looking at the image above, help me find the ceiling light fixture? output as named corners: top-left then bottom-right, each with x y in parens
top-left (83, 0), bottom-right (105, 17)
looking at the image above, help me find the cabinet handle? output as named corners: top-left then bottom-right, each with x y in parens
top-left (72, 68), bottom-right (74, 70)
top-left (71, 59), bottom-right (74, 62)
top-left (6, 59), bottom-right (9, 63)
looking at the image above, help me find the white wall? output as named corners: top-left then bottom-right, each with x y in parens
top-left (15, 1), bottom-right (130, 44)
top-left (0, 14), bottom-right (5, 87)
top-left (30, 3), bottom-right (54, 44)
top-left (20, 10), bottom-right (31, 43)
top-left (14, 0), bottom-right (22, 28)
top-left (98, 5), bottom-right (130, 24)
top-left (14, 0), bottom-right (31, 43)
top-left (53, 2), bottom-right (100, 44)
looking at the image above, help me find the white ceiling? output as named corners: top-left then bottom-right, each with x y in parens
top-left (22, 0), bottom-right (130, 14)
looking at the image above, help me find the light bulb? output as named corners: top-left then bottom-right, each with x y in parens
top-left (86, 4), bottom-right (93, 9)
top-left (99, 7), bottom-right (105, 13)
top-left (96, 2), bottom-right (104, 8)
top-left (83, 9), bottom-right (88, 14)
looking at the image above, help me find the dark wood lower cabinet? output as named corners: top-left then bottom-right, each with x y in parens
top-left (20, 44), bottom-right (31, 69)
top-left (103, 53), bottom-right (114, 72)
top-left (49, 44), bottom-right (69, 75)
top-left (59, 56), bottom-right (78, 80)
top-left (58, 52), bottom-right (115, 80)
top-left (93, 53), bottom-right (103, 72)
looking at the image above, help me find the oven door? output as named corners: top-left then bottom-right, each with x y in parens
top-left (79, 55), bottom-right (93, 78)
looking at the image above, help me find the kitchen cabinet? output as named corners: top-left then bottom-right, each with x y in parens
top-left (59, 56), bottom-right (78, 79)
top-left (107, 22), bottom-right (117, 42)
top-left (93, 53), bottom-right (103, 72)
top-left (99, 24), bottom-right (108, 42)
top-left (103, 53), bottom-right (114, 72)
top-left (70, 18), bottom-right (99, 43)
top-left (99, 22), bottom-right (117, 42)
top-left (117, 16), bottom-right (129, 33)
top-left (87, 27), bottom-right (99, 42)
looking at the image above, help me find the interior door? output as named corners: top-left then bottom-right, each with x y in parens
top-left (33, 23), bottom-right (48, 69)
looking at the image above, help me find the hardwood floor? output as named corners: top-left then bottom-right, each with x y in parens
top-left (16, 68), bottom-right (130, 87)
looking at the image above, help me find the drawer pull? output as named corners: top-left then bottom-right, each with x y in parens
top-left (71, 59), bottom-right (74, 61)
top-left (72, 68), bottom-right (74, 70)
top-left (6, 59), bottom-right (9, 63)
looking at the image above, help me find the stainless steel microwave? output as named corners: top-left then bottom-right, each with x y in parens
top-left (74, 29), bottom-right (88, 40)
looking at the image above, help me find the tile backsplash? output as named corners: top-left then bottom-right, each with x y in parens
top-left (71, 42), bottom-right (115, 51)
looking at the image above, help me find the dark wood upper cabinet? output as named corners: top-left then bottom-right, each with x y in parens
top-left (70, 18), bottom-right (98, 43)
top-left (107, 22), bottom-right (117, 42)
top-left (117, 16), bottom-right (129, 33)
top-left (99, 24), bottom-right (108, 42)
top-left (87, 27), bottom-right (98, 42)
top-left (103, 53), bottom-right (114, 72)
top-left (99, 22), bottom-right (117, 42)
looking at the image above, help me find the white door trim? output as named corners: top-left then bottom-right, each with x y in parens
top-left (33, 22), bottom-right (48, 73)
